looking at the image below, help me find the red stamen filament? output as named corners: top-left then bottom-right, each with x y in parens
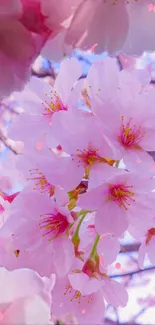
top-left (39, 212), bottom-right (69, 240)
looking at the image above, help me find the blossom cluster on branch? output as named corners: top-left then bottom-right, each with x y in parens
top-left (0, 56), bottom-right (155, 323)
top-left (1, 0), bottom-right (155, 324)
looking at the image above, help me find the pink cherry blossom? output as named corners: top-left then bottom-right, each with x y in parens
top-left (0, 189), bottom-right (74, 277)
top-left (51, 274), bottom-right (105, 325)
top-left (51, 264), bottom-right (128, 324)
top-left (9, 57), bottom-right (82, 153)
top-left (69, 268), bottom-right (128, 309)
top-left (78, 171), bottom-right (155, 237)
top-left (46, 109), bottom-right (118, 191)
top-left (86, 57), bottom-right (155, 172)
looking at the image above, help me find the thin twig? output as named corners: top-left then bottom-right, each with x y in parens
top-left (0, 132), bottom-right (18, 155)
top-left (120, 243), bottom-right (140, 253)
top-left (131, 307), bottom-right (148, 322)
top-left (110, 266), bottom-right (155, 278)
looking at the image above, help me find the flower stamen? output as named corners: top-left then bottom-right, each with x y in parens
top-left (38, 212), bottom-right (69, 240)
top-left (42, 91), bottom-right (67, 118)
top-left (107, 183), bottom-right (135, 209)
top-left (27, 168), bottom-right (54, 196)
top-left (64, 285), bottom-right (93, 304)
top-left (73, 148), bottom-right (109, 168)
top-left (119, 116), bottom-right (145, 149)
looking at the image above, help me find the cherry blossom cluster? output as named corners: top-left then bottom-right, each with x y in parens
top-left (0, 56), bottom-right (155, 324)
top-left (1, 0), bottom-right (155, 323)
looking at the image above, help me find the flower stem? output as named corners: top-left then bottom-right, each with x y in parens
top-left (90, 234), bottom-right (100, 259)
top-left (72, 211), bottom-right (87, 242)
top-left (115, 160), bottom-right (120, 168)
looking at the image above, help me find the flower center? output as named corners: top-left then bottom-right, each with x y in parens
top-left (108, 183), bottom-right (135, 210)
top-left (27, 168), bottom-right (54, 196)
top-left (119, 116), bottom-right (145, 149)
top-left (64, 285), bottom-right (93, 304)
top-left (42, 92), bottom-right (67, 118)
top-left (146, 228), bottom-right (155, 245)
top-left (39, 212), bottom-right (69, 240)
top-left (75, 149), bottom-right (107, 168)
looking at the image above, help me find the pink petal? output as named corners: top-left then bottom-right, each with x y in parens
top-left (69, 272), bottom-right (105, 295)
top-left (121, 0), bottom-right (155, 55)
top-left (78, 185), bottom-right (105, 211)
top-left (66, 0), bottom-right (129, 53)
top-left (1, 299), bottom-right (26, 325)
top-left (0, 0), bottom-right (22, 16)
top-left (87, 57), bottom-right (119, 102)
top-left (95, 202), bottom-right (128, 237)
top-left (138, 243), bottom-right (146, 269)
top-left (103, 278), bottom-right (128, 308)
top-left (41, 31), bottom-right (73, 62)
top-left (148, 236), bottom-right (155, 265)
top-left (123, 149), bottom-right (155, 174)
top-left (89, 164), bottom-right (119, 190)
top-left (0, 19), bottom-right (35, 61)
top-left (54, 57), bottom-right (82, 104)
top-left (97, 235), bottom-right (120, 266)
top-left (53, 237), bottom-right (74, 277)
top-left (0, 268), bottom-right (43, 303)
top-left (42, 155), bottom-right (84, 191)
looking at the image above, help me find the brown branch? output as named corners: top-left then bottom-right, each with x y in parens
top-left (120, 243), bottom-right (140, 253)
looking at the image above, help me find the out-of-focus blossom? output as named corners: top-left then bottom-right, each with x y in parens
top-left (0, 267), bottom-right (52, 325)
top-left (64, 0), bottom-right (155, 56)
top-left (0, 1), bottom-right (36, 99)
